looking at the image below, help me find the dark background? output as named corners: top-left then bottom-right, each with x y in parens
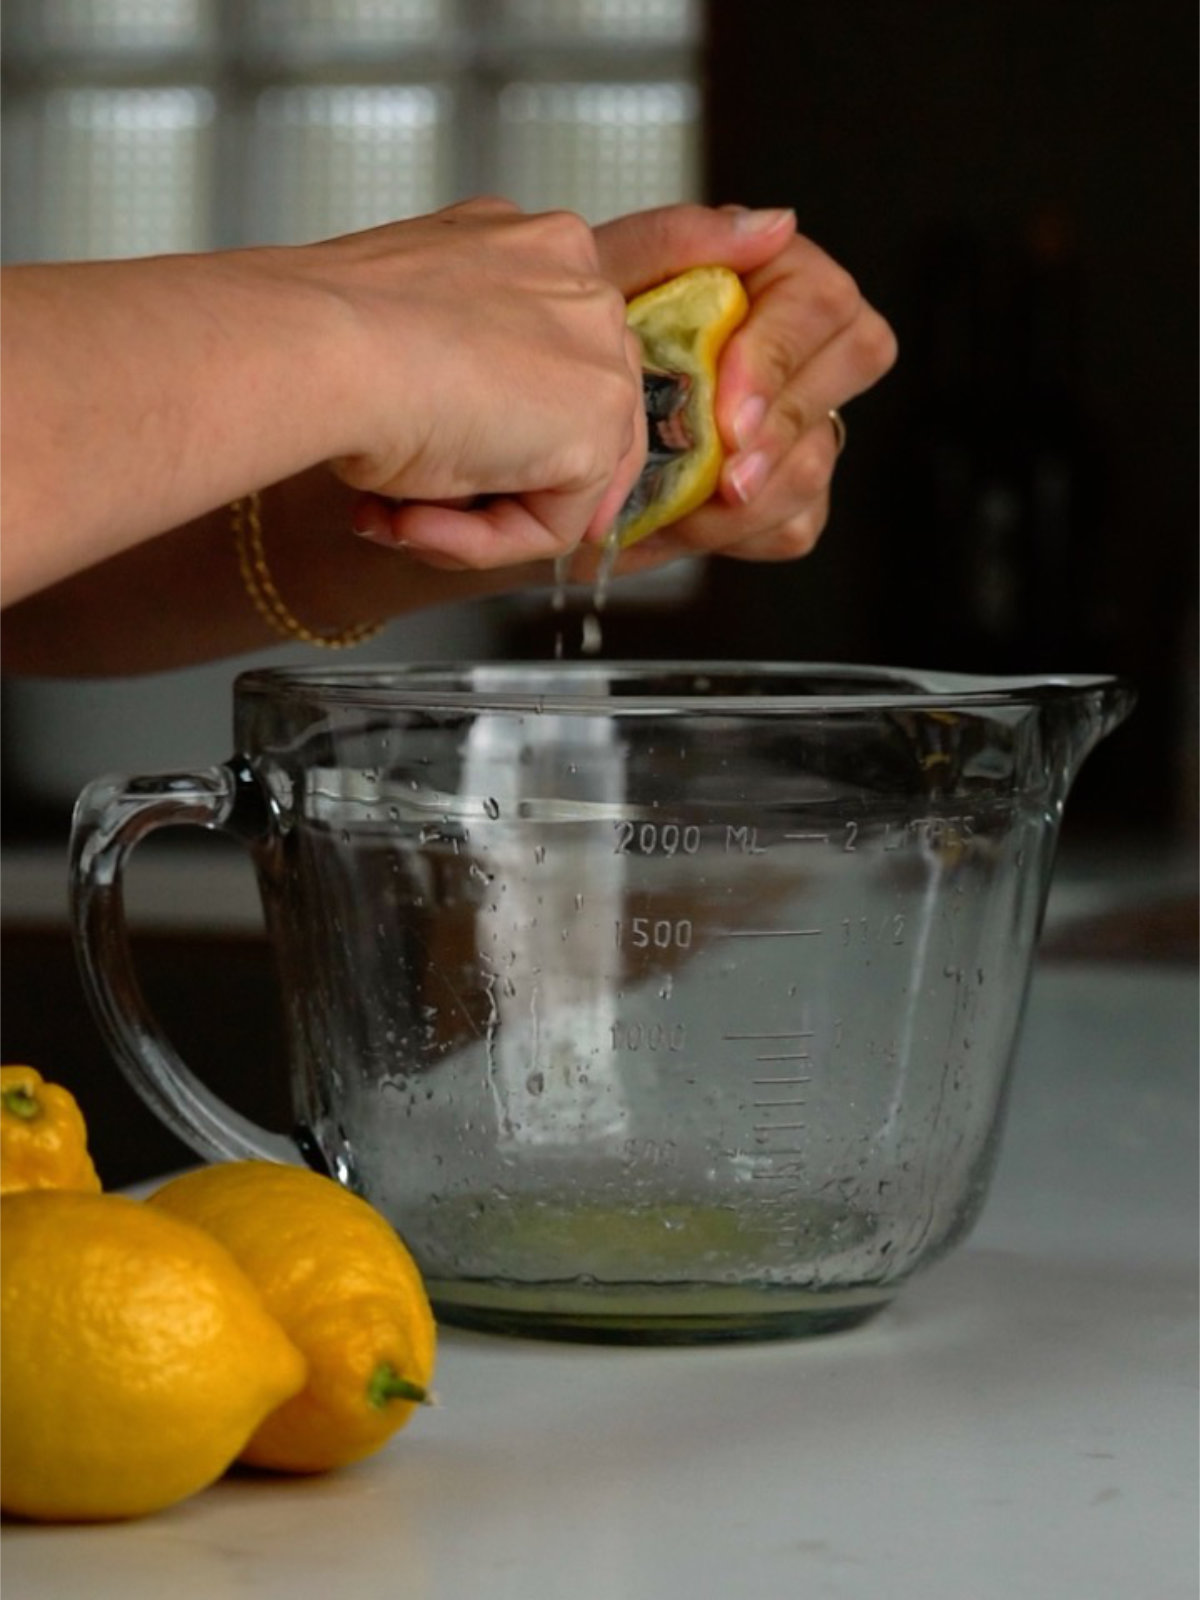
top-left (520, 0), bottom-right (1198, 838)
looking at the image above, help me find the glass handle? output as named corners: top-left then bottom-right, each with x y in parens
top-left (69, 762), bottom-right (301, 1168)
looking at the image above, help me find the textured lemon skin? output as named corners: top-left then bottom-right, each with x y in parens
top-left (149, 1162), bottom-right (437, 1474)
top-left (0, 1190), bottom-right (307, 1522)
top-left (0, 1065), bottom-right (102, 1196)
top-left (618, 265), bottom-right (749, 547)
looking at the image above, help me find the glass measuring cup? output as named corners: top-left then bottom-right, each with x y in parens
top-left (70, 663), bottom-right (1132, 1343)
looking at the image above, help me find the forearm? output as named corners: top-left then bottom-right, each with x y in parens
top-left (0, 249), bottom-right (367, 604)
top-left (0, 471), bottom-right (523, 676)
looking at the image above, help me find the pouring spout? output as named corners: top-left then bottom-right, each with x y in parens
top-left (1043, 675), bottom-right (1137, 801)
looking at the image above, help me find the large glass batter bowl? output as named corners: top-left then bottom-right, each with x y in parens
top-left (70, 663), bottom-right (1132, 1343)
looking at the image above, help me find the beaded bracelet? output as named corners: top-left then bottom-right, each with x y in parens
top-left (232, 491), bottom-right (384, 650)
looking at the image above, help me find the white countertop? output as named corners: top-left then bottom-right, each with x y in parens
top-left (3, 961), bottom-right (1197, 1600)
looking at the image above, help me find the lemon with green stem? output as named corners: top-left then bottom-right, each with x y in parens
top-left (149, 1161), bottom-right (436, 1474)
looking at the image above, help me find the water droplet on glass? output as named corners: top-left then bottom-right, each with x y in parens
top-left (483, 797), bottom-right (501, 819)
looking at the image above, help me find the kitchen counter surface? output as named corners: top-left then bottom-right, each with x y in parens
top-left (3, 961), bottom-right (1196, 1600)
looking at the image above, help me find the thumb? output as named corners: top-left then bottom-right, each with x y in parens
top-left (594, 203), bottom-right (796, 297)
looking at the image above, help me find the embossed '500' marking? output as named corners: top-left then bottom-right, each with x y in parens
top-left (616, 916), bottom-right (694, 951)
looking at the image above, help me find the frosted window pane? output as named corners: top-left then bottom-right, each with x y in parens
top-left (496, 82), bottom-right (699, 222)
top-left (249, 85), bottom-right (452, 243)
top-left (15, 88), bottom-right (216, 260)
top-left (4, 0), bottom-right (215, 56)
top-left (497, 0), bottom-right (698, 43)
top-left (244, 0), bottom-right (450, 57)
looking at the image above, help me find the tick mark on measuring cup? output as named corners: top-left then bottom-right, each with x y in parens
top-left (723, 1030), bottom-right (815, 1040)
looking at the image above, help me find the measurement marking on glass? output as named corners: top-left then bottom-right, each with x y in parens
top-left (783, 832), bottom-right (830, 843)
top-left (754, 1051), bottom-right (810, 1063)
top-left (716, 928), bottom-right (823, 939)
top-left (754, 1120), bottom-right (807, 1132)
top-left (752, 1075), bottom-right (813, 1085)
top-left (723, 1030), bottom-right (815, 1041)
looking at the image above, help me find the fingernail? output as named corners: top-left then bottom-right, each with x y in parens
top-left (729, 449), bottom-right (770, 504)
top-left (351, 498), bottom-right (393, 544)
top-left (418, 550), bottom-right (470, 572)
top-left (732, 206), bottom-right (795, 235)
top-left (733, 395), bottom-right (767, 450)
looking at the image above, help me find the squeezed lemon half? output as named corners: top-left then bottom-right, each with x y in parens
top-left (616, 265), bottom-right (749, 547)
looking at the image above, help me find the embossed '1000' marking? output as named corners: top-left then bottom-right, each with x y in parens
top-left (610, 1020), bottom-right (687, 1052)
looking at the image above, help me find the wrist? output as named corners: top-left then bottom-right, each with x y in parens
top-left (265, 232), bottom-right (427, 492)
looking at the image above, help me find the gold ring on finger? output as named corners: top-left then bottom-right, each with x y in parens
top-left (828, 408), bottom-right (847, 456)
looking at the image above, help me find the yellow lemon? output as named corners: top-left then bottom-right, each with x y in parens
top-left (0, 1064), bottom-right (101, 1196)
top-left (0, 1189), bottom-right (307, 1522)
top-left (617, 265), bottom-right (749, 547)
top-left (149, 1162), bottom-right (436, 1474)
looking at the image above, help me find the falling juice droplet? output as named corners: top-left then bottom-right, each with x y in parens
top-left (593, 527), bottom-right (621, 614)
top-left (551, 552), bottom-right (571, 612)
top-left (580, 612), bottom-right (604, 656)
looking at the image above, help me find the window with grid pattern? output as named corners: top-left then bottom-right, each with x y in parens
top-left (1, 0), bottom-right (704, 262)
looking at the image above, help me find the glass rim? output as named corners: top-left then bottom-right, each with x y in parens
top-left (232, 660), bottom-right (1134, 719)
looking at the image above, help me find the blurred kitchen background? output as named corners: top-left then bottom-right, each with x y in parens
top-left (2, 0), bottom-right (1196, 1183)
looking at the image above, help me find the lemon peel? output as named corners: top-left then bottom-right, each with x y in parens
top-left (617, 265), bottom-right (749, 547)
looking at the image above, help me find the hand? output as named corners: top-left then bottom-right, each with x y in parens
top-left (326, 197), bottom-right (647, 569)
top-left (578, 201), bottom-right (897, 579)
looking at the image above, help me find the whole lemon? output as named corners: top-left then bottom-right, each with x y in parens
top-left (1, 1065), bottom-right (101, 1196)
top-left (0, 1189), bottom-right (307, 1522)
top-left (149, 1161), bottom-right (436, 1474)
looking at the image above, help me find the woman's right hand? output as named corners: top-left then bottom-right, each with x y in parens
top-left (308, 198), bottom-right (649, 569)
